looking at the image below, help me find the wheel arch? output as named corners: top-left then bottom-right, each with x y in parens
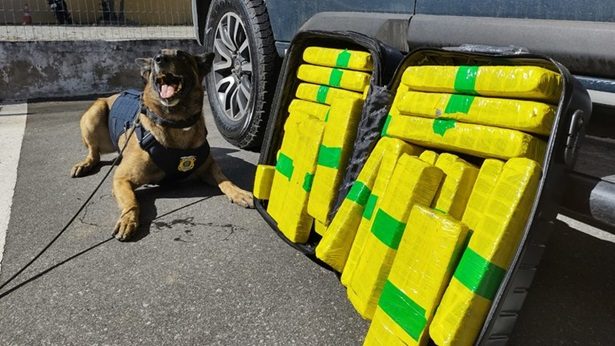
top-left (192, 0), bottom-right (213, 45)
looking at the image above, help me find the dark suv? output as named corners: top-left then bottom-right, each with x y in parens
top-left (193, 0), bottom-right (614, 224)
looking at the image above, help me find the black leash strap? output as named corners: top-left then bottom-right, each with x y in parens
top-left (0, 122), bottom-right (137, 294)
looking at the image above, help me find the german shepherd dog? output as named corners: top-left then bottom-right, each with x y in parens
top-left (71, 49), bottom-right (254, 241)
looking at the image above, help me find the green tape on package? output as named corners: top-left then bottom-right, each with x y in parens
top-left (444, 94), bottom-right (475, 114)
top-left (316, 85), bottom-right (329, 103)
top-left (432, 118), bottom-right (457, 136)
top-left (371, 209), bottom-right (406, 250)
top-left (317, 145), bottom-right (342, 168)
top-left (302, 173), bottom-right (314, 192)
top-left (379, 280), bottom-right (427, 341)
top-left (381, 114), bottom-right (393, 137)
top-left (454, 247), bottom-right (507, 300)
top-left (329, 68), bottom-right (344, 88)
top-left (275, 152), bottom-right (294, 180)
top-left (363, 194), bottom-right (378, 220)
top-left (336, 49), bottom-right (351, 68)
top-left (454, 66), bottom-right (479, 94)
top-left (346, 181), bottom-right (371, 206)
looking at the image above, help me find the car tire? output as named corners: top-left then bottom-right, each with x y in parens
top-left (204, 0), bottom-right (279, 150)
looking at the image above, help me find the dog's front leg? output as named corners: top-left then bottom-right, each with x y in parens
top-left (112, 175), bottom-right (139, 240)
top-left (199, 156), bottom-right (254, 208)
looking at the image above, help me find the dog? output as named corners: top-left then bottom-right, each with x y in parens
top-left (71, 49), bottom-right (254, 241)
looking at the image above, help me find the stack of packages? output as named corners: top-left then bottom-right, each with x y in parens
top-left (254, 46), bottom-right (373, 243)
top-left (313, 64), bottom-right (562, 345)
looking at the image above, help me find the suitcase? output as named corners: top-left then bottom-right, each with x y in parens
top-left (255, 30), bottom-right (405, 260)
top-left (254, 31), bottom-right (591, 345)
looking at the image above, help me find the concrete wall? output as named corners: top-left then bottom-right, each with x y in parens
top-left (2, 0), bottom-right (192, 25)
top-left (0, 39), bottom-right (202, 102)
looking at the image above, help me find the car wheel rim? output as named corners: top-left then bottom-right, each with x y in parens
top-left (212, 12), bottom-right (253, 122)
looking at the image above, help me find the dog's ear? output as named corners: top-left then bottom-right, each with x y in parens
top-left (196, 52), bottom-right (215, 78)
top-left (135, 58), bottom-right (153, 81)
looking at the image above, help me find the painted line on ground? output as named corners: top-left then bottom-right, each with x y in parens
top-left (557, 213), bottom-right (615, 243)
top-left (0, 103), bottom-right (28, 274)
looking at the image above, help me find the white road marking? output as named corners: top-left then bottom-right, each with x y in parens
top-left (0, 103), bottom-right (28, 274)
top-left (557, 213), bottom-right (615, 243)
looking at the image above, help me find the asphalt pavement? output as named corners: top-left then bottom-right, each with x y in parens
top-left (0, 99), bottom-right (614, 345)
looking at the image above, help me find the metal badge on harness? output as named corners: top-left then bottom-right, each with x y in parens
top-left (178, 156), bottom-right (197, 172)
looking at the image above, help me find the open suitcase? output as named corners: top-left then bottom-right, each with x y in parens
top-left (254, 31), bottom-right (591, 345)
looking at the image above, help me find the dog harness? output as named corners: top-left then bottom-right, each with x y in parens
top-left (108, 89), bottom-right (210, 183)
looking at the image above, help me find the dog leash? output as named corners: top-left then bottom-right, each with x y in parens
top-left (0, 120), bottom-right (139, 296)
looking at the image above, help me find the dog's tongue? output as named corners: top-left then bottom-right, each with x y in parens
top-left (160, 84), bottom-right (176, 99)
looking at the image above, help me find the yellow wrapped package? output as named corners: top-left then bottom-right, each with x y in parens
top-left (418, 150), bottom-right (439, 166)
top-left (461, 159), bottom-right (505, 232)
top-left (346, 155), bottom-right (443, 319)
top-left (383, 115), bottom-right (547, 162)
top-left (267, 112), bottom-right (326, 243)
top-left (432, 153), bottom-right (479, 220)
top-left (296, 82), bottom-right (364, 105)
top-left (396, 91), bottom-right (556, 135)
top-left (341, 144), bottom-right (424, 286)
top-left (297, 64), bottom-right (371, 92)
top-left (267, 112), bottom-right (305, 223)
top-left (364, 205), bottom-right (469, 346)
top-left (277, 115), bottom-right (326, 243)
top-left (314, 220), bottom-right (328, 236)
top-left (303, 46), bottom-right (373, 71)
top-left (316, 138), bottom-right (421, 272)
top-left (429, 158), bottom-right (542, 346)
top-left (388, 84), bottom-right (412, 117)
top-left (401, 65), bottom-right (562, 103)
top-left (308, 98), bottom-right (363, 224)
top-left (288, 99), bottom-right (331, 122)
top-left (253, 164), bottom-right (275, 200)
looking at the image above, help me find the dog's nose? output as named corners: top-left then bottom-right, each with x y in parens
top-left (154, 54), bottom-right (166, 65)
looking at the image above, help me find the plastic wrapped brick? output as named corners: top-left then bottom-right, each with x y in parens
top-left (278, 115), bottom-right (326, 243)
top-left (340, 144), bottom-right (424, 285)
top-left (395, 90), bottom-right (556, 135)
top-left (419, 150), bottom-right (439, 166)
top-left (429, 158), bottom-right (542, 346)
top-left (314, 219), bottom-right (328, 236)
top-left (388, 84), bottom-right (412, 117)
top-left (308, 98), bottom-right (363, 224)
top-left (401, 65), bottom-right (562, 103)
top-left (461, 159), bottom-right (505, 232)
top-left (267, 112), bottom-right (325, 243)
top-left (303, 46), bottom-right (373, 71)
top-left (364, 205), bottom-right (469, 346)
top-left (296, 83), bottom-right (364, 105)
top-left (297, 64), bottom-right (371, 92)
top-left (346, 155), bottom-right (443, 319)
top-left (267, 112), bottom-right (304, 223)
top-left (253, 164), bottom-right (275, 200)
top-left (431, 154), bottom-right (479, 220)
top-left (383, 115), bottom-right (547, 162)
top-left (316, 138), bottom-right (421, 272)
top-left (288, 99), bottom-right (331, 122)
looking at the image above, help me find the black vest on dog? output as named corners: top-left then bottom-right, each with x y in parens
top-left (108, 89), bottom-right (210, 183)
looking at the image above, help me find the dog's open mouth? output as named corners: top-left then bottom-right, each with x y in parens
top-left (155, 73), bottom-right (183, 100)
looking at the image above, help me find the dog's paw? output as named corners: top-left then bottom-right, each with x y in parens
top-left (113, 211), bottom-right (138, 241)
top-left (228, 188), bottom-right (255, 209)
top-left (70, 160), bottom-right (95, 177)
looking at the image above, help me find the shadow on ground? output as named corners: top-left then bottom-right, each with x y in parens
top-left (511, 220), bottom-right (615, 344)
